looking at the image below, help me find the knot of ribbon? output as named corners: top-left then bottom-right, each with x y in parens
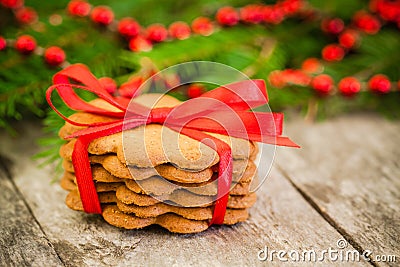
top-left (46, 63), bottom-right (298, 225)
top-left (148, 107), bottom-right (172, 124)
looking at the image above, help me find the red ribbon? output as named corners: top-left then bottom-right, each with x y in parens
top-left (47, 63), bottom-right (299, 225)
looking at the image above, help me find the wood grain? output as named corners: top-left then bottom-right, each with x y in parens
top-left (0, 154), bottom-right (62, 266)
top-left (276, 114), bottom-right (400, 266)
top-left (0, 121), bottom-right (366, 266)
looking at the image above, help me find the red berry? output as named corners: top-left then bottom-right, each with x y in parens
top-left (169, 21), bottom-right (191, 40)
top-left (98, 77), bottom-right (117, 94)
top-left (283, 69), bottom-right (311, 86)
top-left (90, 6), bottom-right (114, 26)
top-left (129, 36), bottom-right (152, 52)
top-left (262, 5), bottom-right (285, 24)
top-left (338, 77), bottom-right (361, 96)
top-left (321, 18), bottom-right (344, 34)
top-left (268, 70), bottom-right (286, 88)
top-left (191, 17), bottom-right (214, 36)
top-left (280, 0), bottom-right (303, 15)
top-left (353, 11), bottom-right (381, 34)
top-left (240, 4), bottom-right (264, 24)
top-left (268, 69), bottom-right (311, 88)
top-left (119, 77), bottom-right (143, 98)
top-left (322, 44), bottom-right (345, 61)
top-left (0, 36), bottom-right (6, 50)
top-left (15, 35), bottom-right (36, 54)
top-left (15, 7), bottom-right (38, 24)
top-left (146, 24), bottom-right (168, 43)
top-left (0, 0), bottom-right (23, 9)
top-left (216, 6), bottom-right (239, 26)
top-left (118, 17), bottom-right (140, 39)
top-left (311, 74), bottom-right (334, 95)
top-left (368, 74), bottom-right (391, 94)
top-left (339, 29), bottom-right (360, 49)
top-left (301, 58), bottom-right (323, 74)
top-left (375, 0), bottom-right (400, 22)
top-left (67, 0), bottom-right (91, 17)
top-left (187, 84), bottom-right (205, 98)
top-left (44, 46), bottom-right (66, 66)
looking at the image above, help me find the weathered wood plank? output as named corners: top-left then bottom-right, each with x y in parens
top-left (0, 154), bottom-right (63, 267)
top-left (276, 114), bottom-right (400, 266)
top-left (0, 121), bottom-right (367, 266)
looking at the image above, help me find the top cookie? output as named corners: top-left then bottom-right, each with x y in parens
top-left (59, 94), bottom-right (255, 170)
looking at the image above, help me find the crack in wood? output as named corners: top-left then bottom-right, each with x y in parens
top-left (0, 154), bottom-right (13, 179)
top-left (277, 164), bottom-right (378, 267)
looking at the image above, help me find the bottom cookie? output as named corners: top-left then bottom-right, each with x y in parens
top-left (102, 205), bottom-right (248, 233)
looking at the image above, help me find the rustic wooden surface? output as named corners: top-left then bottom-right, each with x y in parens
top-left (276, 114), bottom-right (400, 266)
top-left (0, 114), bottom-right (398, 266)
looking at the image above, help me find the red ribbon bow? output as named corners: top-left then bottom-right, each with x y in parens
top-left (47, 64), bottom-right (298, 225)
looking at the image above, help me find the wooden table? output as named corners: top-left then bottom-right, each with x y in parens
top-left (0, 113), bottom-right (399, 266)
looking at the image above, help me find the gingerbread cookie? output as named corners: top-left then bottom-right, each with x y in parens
top-left (115, 185), bottom-right (256, 209)
top-left (61, 168), bottom-right (254, 197)
top-left (115, 199), bottom-right (250, 221)
top-left (60, 131), bottom-right (255, 171)
top-left (65, 190), bottom-right (116, 211)
top-left (61, 154), bottom-right (256, 184)
top-left (102, 205), bottom-right (248, 233)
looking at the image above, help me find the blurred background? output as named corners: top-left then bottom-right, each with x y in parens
top-left (0, 0), bottom-right (399, 135)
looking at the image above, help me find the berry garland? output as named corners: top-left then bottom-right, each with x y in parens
top-left (1, 0), bottom-right (399, 99)
top-left (269, 1), bottom-right (400, 97)
top-left (0, 0), bottom-right (66, 67)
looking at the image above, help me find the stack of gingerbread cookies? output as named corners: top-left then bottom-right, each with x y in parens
top-left (58, 94), bottom-right (259, 233)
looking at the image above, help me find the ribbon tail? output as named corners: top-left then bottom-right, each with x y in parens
top-left (176, 127), bottom-right (233, 225)
top-left (72, 136), bottom-right (102, 214)
top-left (209, 149), bottom-right (232, 226)
top-left (274, 136), bottom-right (300, 148)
